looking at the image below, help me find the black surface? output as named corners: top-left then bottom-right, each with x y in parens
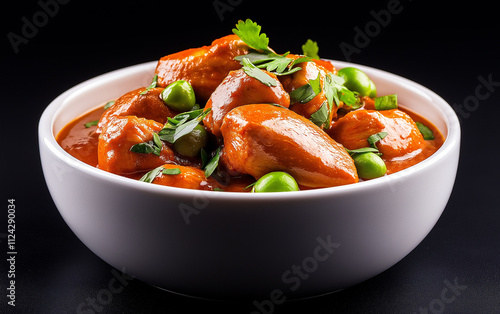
top-left (2, 0), bottom-right (500, 313)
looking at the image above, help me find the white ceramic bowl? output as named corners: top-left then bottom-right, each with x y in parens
top-left (39, 60), bottom-right (460, 299)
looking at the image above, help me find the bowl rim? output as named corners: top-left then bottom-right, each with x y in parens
top-left (39, 60), bottom-right (461, 201)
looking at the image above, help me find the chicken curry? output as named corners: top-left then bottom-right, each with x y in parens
top-left (56, 19), bottom-right (443, 192)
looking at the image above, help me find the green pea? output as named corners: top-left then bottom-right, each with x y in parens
top-left (252, 171), bottom-right (299, 193)
top-left (352, 152), bottom-right (387, 180)
top-left (173, 124), bottom-right (208, 158)
top-left (161, 80), bottom-right (196, 112)
top-left (337, 67), bottom-right (375, 97)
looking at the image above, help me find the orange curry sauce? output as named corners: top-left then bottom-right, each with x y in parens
top-left (56, 102), bottom-right (444, 191)
top-left (55, 33), bottom-right (444, 192)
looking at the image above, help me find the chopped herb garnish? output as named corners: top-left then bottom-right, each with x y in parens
top-left (310, 101), bottom-right (330, 128)
top-left (302, 39), bottom-right (319, 59)
top-left (204, 147), bottom-right (221, 178)
top-left (240, 57), bottom-right (278, 87)
top-left (162, 168), bottom-right (182, 175)
top-left (416, 122), bottom-right (435, 140)
top-left (257, 52), bottom-right (294, 73)
top-left (374, 94), bottom-right (398, 110)
top-left (130, 132), bottom-right (162, 156)
top-left (158, 108), bottom-right (211, 144)
top-left (103, 100), bottom-right (115, 110)
top-left (324, 73), bottom-right (361, 109)
top-left (139, 166), bottom-right (164, 183)
top-left (233, 19), bottom-right (308, 79)
top-left (367, 131), bottom-right (388, 149)
top-left (84, 120), bottom-right (99, 128)
top-left (235, 52), bottom-right (304, 77)
top-left (345, 147), bottom-right (381, 155)
top-left (290, 73), bottom-right (322, 104)
top-left (346, 132), bottom-right (388, 156)
top-left (232, 19), bottom-right (273, 54)
top-left (140, 74), bottom-right (158, 95)
top-left (200, 148), bottom-right (209, 169)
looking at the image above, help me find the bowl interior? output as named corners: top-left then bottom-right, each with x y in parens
top-left (52, 62), bottom-right (157, 135)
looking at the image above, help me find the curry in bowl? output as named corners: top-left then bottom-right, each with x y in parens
top-left (56, 19), bottom-right (443, 192)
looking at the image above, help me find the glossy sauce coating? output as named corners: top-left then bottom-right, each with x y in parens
top-left (56, 34), bottom-right (444, 191)
top-left (57, 102), bottom-right (443, 189)
top-left (97, 87), bottom-right (178, 134)
top-left (220, 104), bottom-right (358, 188)
top-left (204, 69), bottom-right (290, 137)
top-left (98, 116), bottom-right (175, 174)
top-left (155, 34), bottom-right (249, 103)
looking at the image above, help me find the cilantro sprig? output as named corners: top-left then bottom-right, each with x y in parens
top-left (130, 109), bottom-right (210, 158)
top-left (139, 166), bottom-right (182, 183)
top-left (302, 39), bottom-right (319, 59)
top-left (130, 132), bottom-right (163, 156)
top-left (240, 57), bottom-right (278, 87)
top-left (345, 131), bottom-right (388, 155)
top-left (233, 19), bottom-right (308, 85)
top-left (232, 19), bottom-right (273, 54)
top-left (233, 19), bottom-right (364, 130)
top-left (374, 94), bottom-right (398, 110)
top-left (158, 108), bottom-right (211, 144)
top-left (416, 122), bottom-right (435, 140)
top-left (290, 73), bottom-right (322, 104)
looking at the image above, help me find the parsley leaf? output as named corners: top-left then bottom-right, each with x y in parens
top-left (345, 147), bottom-right (381, 154)
top-left (324, 73), bottom-right (362, 109)
top-left (130, 132), bottom-right (162, 156)
top-left (415, 122), bottom-right (435, 140)
top-left (259, 53), bottom-right (293, 73)
top-left (375, 94), bottom-right (398, 110)
top-left (158, 108), bottom-right (211, 143)
top-left (236, 52), bottom-right (303, 77)
top-left (204, 147), bottom-right (221, 178)
top-left (232, 19), bottom-right (273, 53)
top-left (310, 101), bottom-right (330, 128)
top-left (346, 132), bottom-right (388, 156)
top-left (302, 39), bottom-right (319, 59)
top-left (240, 57), bottom-right (278, 87)
top-left (162, 168), bottom-right (181, 175)
top-left (367, 131), bottom-right (388, 148)
top-left (139, 166), bottom-right (164, 183)
top-left (290, 73), bottom-right (321, 103)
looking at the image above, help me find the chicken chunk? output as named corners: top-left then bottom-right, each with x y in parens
top-left (203, 69), bottom-right (290, 137)
top-left (279, 57), bottom-right (339, 121)
top-left (150, 164), bottom-right (220, 190)
top-left (220, 104), bottom-right (358, 188)
top-left (329, 109), bottom-right (426, 160)
top-left (155, 34), bottom-right (249, 103)
top-left (97, 87), bottom-right (177, 134)
top-left (98, 116), bottom-right (175, 174)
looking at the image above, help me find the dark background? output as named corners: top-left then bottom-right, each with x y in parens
top-left (2, 0), bottom-right (500, 313)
